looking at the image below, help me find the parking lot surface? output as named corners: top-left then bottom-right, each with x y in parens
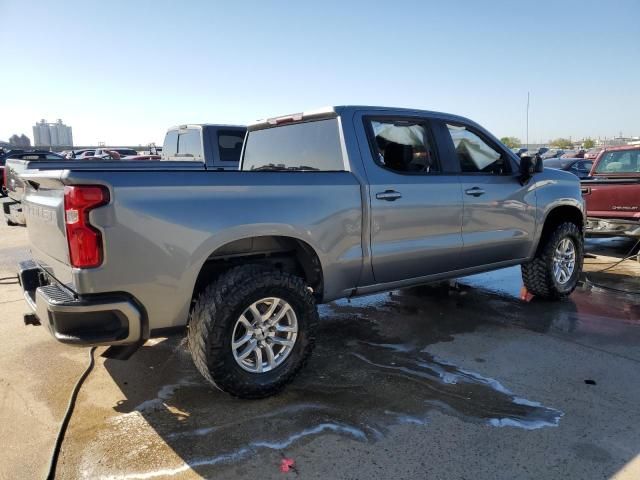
top-left (1, 209), bottom-right (639, 479)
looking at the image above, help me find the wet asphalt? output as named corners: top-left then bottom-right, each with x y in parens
top-left (1, 202), bottom-right (639, 479)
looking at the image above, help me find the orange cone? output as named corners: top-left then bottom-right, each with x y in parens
top-left (520, 286), bottom-right (534, 302)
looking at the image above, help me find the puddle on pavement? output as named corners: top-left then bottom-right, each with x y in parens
top-left (458, 266), bottom-right (640, 341)
top-left (82, 272), bottom-right (622, 478)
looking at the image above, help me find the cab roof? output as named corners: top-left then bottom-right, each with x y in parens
top-left (166, 124), bottom-right (246, 131)
top-left (248, 105), bottom-right (476, 130)
top-left (601, 144), bottom-right (640, 152)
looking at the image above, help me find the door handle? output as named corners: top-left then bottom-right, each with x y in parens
top-left (464, 187), bottom-right (485, 197)
top-left (376, 190), bottom-right (402, 201)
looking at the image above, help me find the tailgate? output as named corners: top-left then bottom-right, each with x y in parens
top-left (582, 179), bottom-right (640, 218)
top-left (22, 173), bottom-right (74, 284)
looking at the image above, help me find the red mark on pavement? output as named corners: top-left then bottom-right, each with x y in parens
top-left (280, 458), bottom-right (296, 473)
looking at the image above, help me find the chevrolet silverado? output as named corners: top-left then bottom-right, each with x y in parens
top-left (17, 106), bottom-right (585, 398)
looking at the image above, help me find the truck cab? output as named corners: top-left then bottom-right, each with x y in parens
top-left (162, 124), bottom-right (246, 170)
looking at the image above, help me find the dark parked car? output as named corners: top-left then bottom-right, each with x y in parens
top-left (524, 147), bottom-right (549, 158)
top-left (584, 148), bottom-right (603, 160)
top-left (561, 150), bottom-right (586, 159)
top-left (544, 157), bottom-right (593, 179)
top-left (512, 148), bottom-right (528, 157)
top-left (540, 149), bottom-right (565, 159)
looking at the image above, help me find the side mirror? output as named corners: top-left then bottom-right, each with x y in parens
top-left (519, 154), bottom-right (543, 185)
top-left (534, 155), bottom-right (543, 173)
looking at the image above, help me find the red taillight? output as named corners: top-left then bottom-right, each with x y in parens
top-left (64, 185), bottom-right (109, 268)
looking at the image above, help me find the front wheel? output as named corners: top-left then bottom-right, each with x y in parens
top-left (522, 222), bottom-right (583, 299)
top-left (187, 265), bottom-right (318, 399)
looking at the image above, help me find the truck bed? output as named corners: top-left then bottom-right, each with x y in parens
top-left (4, 158), bottom-right (206, 224)
top-left (21, 168), bottom-right (363, 331)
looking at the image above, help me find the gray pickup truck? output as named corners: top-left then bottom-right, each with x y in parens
top-left (17, 106), bottom-right (584, 398)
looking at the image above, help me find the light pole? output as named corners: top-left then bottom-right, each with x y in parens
top-left (526, 92), bottom-right (530, 149)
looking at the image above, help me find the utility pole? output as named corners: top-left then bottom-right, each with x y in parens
top-left (526, 92), bottom-right (530, 149)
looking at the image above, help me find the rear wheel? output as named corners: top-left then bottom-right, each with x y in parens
top-left (522, 222), bottom-right (583, 299)
top-left (187, 265), bottom-right (318, 398)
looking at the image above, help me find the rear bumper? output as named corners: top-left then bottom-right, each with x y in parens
top-left (585, 217), bottom-right (640, 237)
top-left (18, 260), bottom-right (143, 346)
top-left (3, 200), bottom-right (25, 225)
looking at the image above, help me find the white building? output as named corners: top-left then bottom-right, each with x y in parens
top-left (33, 119), bottom-right (73, 147)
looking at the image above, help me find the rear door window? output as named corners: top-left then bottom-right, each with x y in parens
top-left (218, 130), bottom-right (245, 162)
top-left (364, 118), bottom-right (439, 174)
top-left (242, 119), bottom-right (344, 171)
top-left (176, 130), bottom-right (203, 160)
top-left (162, 131), bottom-right (178, 158)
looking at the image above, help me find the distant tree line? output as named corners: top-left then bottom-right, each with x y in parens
top-left (500, 136), bottom-right (597, 150)
top-left (499, 137), bottom-right (521, 149)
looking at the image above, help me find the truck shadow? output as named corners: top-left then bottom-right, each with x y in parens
top-left (96, 272), bottom-right (640, 478)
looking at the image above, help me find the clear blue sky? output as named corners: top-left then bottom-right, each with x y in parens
top-left (1, 0), bottom-right (638, 146)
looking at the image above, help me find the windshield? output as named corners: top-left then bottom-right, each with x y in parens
top-left (242, 118), bottom-right (344, 171)
top-left (594, 149), bottom-right (640, 174)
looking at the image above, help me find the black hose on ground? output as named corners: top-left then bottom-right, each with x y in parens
top-left (583, 277), bottom-right (640, 296)
top-left (0, 275), bottom-right (19, 285)
top-left (583, 238), bottom-right (640, 295)
top-left (584, 238), bottom-right (640, 273)
top-left (45, 346), bottom-right (97, 480)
